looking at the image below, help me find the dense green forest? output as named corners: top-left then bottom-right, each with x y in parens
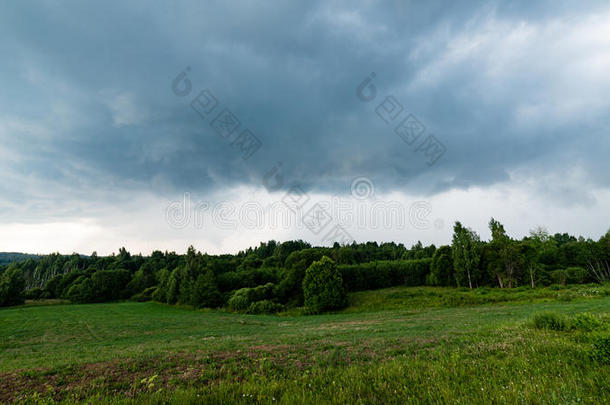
top-left (1, 219), bottom-right (609, 313)
top-left (0, 252), bottom-right (41, 266)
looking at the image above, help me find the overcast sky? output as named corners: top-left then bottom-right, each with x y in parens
top-left (1, 0), bottom-right (609, 255)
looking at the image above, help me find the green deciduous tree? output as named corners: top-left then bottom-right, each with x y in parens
top-left (151, 268), bottom-right (170, 303)
top-left (191, 270), bottom-right (222, 308)
top-left (586, 230), bottom-right (610, 283)
top-left (452, 222), bottom-right (481, 289)
top-left (276, 248), bottom-right (325, 305)
top-left (521, 227), bottom-right (554, 288)
top-left (427, 245), bottom-right (454, 286)
top-left (302, 256), bottom-right (346, 314)
top-left (487, 218), bottom-right (522, 288)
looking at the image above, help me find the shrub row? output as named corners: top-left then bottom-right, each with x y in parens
top-left (227, 283), bottom-right (279, 313)
top-left (533, 311), bottom-right (606, 332)
top-left (338, 259), bottom-right (432, 291)
top-left (549, 267), bottom-right (592, 285)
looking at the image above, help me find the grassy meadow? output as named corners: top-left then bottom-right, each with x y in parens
top-left (1, 284), bottom-right (609, 404)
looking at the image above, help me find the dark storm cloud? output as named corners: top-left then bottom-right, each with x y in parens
top-left (1, 0), bottom-right (609, 207)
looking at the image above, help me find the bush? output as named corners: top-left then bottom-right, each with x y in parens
top-left (90, 269), bottom-right (131, 301)
top-left (126, 264), bottom-right (156, 296)
top-left (591, 334), bottom-right (610, 364)
top-left (191, 271), bottom-right (223, 308)
top-left (246, 300), bottom-right (284, 314)
top-left (216, 268), bottom-right (280, 292)
top-left (55, 270), bottom-right (88, 299)
top-left (565, 267), bottom-right (587, 284)
top-left (228, 283), bottom-right (275, 312)
top-left (130, 292), bottom-right (150, 302)
top-left (557, 293), bottom-right (574, 302)
top-left (251, 282), bottom-right (275, 301)
top-left (551, 268), bottom-right (587, 285)
top-left (0, 266), bottom-right (25, 307)
top-left (571, 313), bottom-right (604, 332)
top-left (130, 286), bottom-right (157, 302)
top-left (25, 287), bottom-right (44, 300)
top-left (303, 256), bottom-right (347, 314)
top-left (533, 312), bottom-right (569, 331)
top-left (338, 259), bottom-right (432, 291)
top-left (550, 270), bottom-right (567, 286)
top-left (43, 275), bottom-right (62, 299)
top-left (228, 288), bottom-right (252, 311)
top-left (216, 271), bottom-right (242, 292)
top-left (66, 278), bottom-right (94, 303)
top-left (276, 249), bottom-right (327, 304)
top-left (152, 269), bottom-right (170, 303)
top-left (428, 246), bottom-right (454, 286)
top-left (64, 269), bottom-right (132, 303)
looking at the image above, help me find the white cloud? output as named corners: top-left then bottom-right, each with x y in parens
top-left (102, 91), bottom-right (148, 127)
top-left (1, 1), bottom-right (610, 255)
top-left (0, 179), bottom-right (607, 255)
top-left (409, 8), bottom-right (610, 128)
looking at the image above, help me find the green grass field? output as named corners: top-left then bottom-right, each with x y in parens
top-left (1, 285), bottom-right (609, 404)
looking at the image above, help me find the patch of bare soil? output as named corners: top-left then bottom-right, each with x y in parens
top-left (0, 337), bottom-right (437, 403)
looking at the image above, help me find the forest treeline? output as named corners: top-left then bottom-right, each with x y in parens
top-left (0, 252), bottom-right (40, 266)
top-left (1, 219), bottom-right (609, 313)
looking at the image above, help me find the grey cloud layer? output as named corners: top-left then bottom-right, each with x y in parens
top-left (1, 0), bottom-right (609, 215)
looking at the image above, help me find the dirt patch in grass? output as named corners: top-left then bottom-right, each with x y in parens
top-left (248, 343), bottom-right (292, 352)
top-left (0, 336), bottom-right (435, 403)
top-left (313, 319), bottom-right (382, 331)
top-left (3, 352), bottom-right (226, 403)
top-left (0, 348), bottom-right (297, 402)
top-left (2, 354), bottom-right (201, 403)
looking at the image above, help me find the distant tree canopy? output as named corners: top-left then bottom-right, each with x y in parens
top-left (0, 222), bottom-right (609, 312)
